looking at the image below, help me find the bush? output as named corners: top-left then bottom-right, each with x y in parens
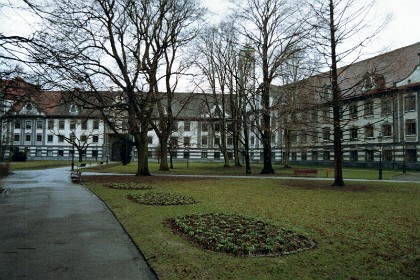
top-left (0, 162), bottom-right (10, 178)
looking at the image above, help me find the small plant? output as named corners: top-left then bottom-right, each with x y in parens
top-left (127, 192), bottom-right (197, 205)
top-left (106, 182), bottom-right (153, 190)
top-left (165, 213), bottom-right (315, 257)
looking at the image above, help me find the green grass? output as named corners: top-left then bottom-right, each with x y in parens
top-left (83, 176), bottom-right (420, 279)
top-left (86, 161), bottom-right (412, 180)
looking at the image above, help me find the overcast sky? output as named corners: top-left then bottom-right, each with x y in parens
top-left (1, 0), bottom-right (419, 61)
top-left (203, 0), bottom-right (420, 57)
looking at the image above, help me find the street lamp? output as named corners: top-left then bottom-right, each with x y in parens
top-left (402, 140), bottom-right (406, 173)
top-left (71, 143), bottom-right (75, 171)
top-left (377, 133), bottom-right (383, 180)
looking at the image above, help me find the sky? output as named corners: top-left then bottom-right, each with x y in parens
top-left (1, 0), bottom-right (419, 64)
top-left (202, 0), bottom-right (420, 58)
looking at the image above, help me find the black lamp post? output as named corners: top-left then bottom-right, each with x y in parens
top-left (402, 140), bottom-right (406, 173)
top-left (71, 143), bottom-right (75, 171)
top-left (378, 133), bottom-right (383, 180)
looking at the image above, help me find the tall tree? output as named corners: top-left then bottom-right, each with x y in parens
top-left (24, 0), bottom-right (204, 176)
top-left (235, 0), bottom-right (307, 174)
top-left (306, 0), bottom-right (388, 186)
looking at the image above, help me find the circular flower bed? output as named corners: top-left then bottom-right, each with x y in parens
top-left (105, 182), bottom-right (153, 190)
top-left (127, 192), bottom-right (197, 206)
top-left (165, 213), bottom-right (315, 257)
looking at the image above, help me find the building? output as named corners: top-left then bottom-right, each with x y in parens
top-left (0, 42), bottom-right (419, 170)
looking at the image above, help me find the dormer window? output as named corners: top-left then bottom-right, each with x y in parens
top-left (363, 72), bottom-right (385, 91)
top-left (26, 103), bottom-right (33, 111)
top-left (69, 104), bottom-right (80, 115)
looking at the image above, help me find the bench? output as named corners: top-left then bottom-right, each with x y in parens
top-left (70, 170), bottom-right (82, 183)
top-left (79, 163), bottom-right (86, 168)
top-left (293, 169), bottom-right (318, 177)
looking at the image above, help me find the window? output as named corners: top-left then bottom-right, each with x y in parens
top-left (349, 103), bottom-right (358, 118)
top-left (227, 137), bottom-right (233, 145)
top-left (70, 121), bottom-right (76, 130)
top-left (201, 123), bottom-right (208, 132)
top-left (93, 135), bottom-right (99, 143)
top-left (406, 119), bottom-right (416, 135)
top-left (171, 122), bottom-right (178, 131)
top-left (81, 120), bottom-right (88, 130)
top-left (58, 135), bottom-right (64, 142)
top-left (170, 150), bottom-right (177, 158)
top-left (406, 149), bottom-right (417, 162)
top-left (350, 150), bottom-right (358, 161)
top-left (228, 151), bottom-right (234, 160)
top-left (405, 94), bottom-right (416, 111)
top-left (58, 149), bottom-right (64, 156)
top-left (311, 131), bottom-right (318, 142)
top-left (36, 120), bottom-right (43, 129)
top-left (214, 137), bottom-right (220, 146)
top-left (301, 133), bottom-right (307, 143)
top-left (290, 131), bottom-right (297, 143)
top-left (364, 99), bottom-right (374, 116)
top-left (365, 150), bottom-right (374, 161)
top-left (36, 134), bottom-right (42, 142)
top-left (363, 76), bottom-right (373, 90)
top-left (169, 137), bottom-right (178, 147)
top-left (214, 151), bottom-right (220, 159)
top-left (183, 151), bottom-right (190, 159)
top-left (251, 136), bottom-right (255, 145)
top-left (227, 123), bottom-right (234, 132)
top-left (48, 120), bottom-right (54, 130)
top-left (92, 150), bottom-right (98, 158)
top-left (201, 136), bottom-right (208, 146)
top-left (36, 149), bottom-right (42, 157)
top-left (323, 150), bottom-right (330, 161)
top-left (80, 135), bottom-right (87, 142)
top-left (93, 120), bottom-right (99, 129)
top-left (47, 135), bottom-right (53, 142)
top-left (47, 149), bottom-right (53, 157)
top-left (69, 104), bottom-right (79, 114)
top-left (384, 150), bottom-right (393, 162)
top-left (322, 108), bottom-right (330, 122)
top-left (15, 121), bottom-right (21, 129)
top-left (350, 127), bottom-right (358, 140)
top-left (201, 151), bottom-right (208, 159)
top-left (365, 124), bottom-right (374, 138)
top-left (14, 134), bottom-right (20, 142)
top-left (25, 134), bottom-right (31, 142)
top-left (183, 122), bottom-right (190, 132)
top-left (214, 123), bottom-right (220, 132)
top-left (26, 121), bottom-right (32, 130)
top-left (381, 98), bottom-right (392, 116)
top-left (291, 152), bottom-right (297, 161)
top-left (301, 151), bottom-right (307, 161)
top-left (311, 110), bottom-right (318, 122)
top-left (147, 136), bottom-right (153, 144)
top-left (312, 151), bottom-right (318, 161)
top-left (382, 124), bottom-right (392, 137)
top-left (59, 120), bottom-right (65, 130)
top-left (322, 127), bottom-right (330, 141)
top-left (183, 137), bottom-right (190, 146)
top-left (26, 103), bottom-right (33, 111)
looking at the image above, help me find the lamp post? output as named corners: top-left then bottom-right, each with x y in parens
top-left (402, 140), bottom-right (406, 173)
top-left (71, 143), bottom-right (75, 171)
top-left (377, 133), bottom-right (383, 180)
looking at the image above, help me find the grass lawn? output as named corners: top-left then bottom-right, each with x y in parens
top-left (83, 175), bottom-right (420, 279)
top-left (8, 160), bottom-right (93, 171)
top-left (86, 161), bottom-right (412, 180)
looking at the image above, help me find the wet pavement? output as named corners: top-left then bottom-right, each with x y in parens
top-left (0, 167), bottom-right (157, 280)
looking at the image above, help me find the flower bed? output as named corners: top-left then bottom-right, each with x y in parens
top-left (105, 182), bottom-right (153, 190)
top-left (127, 192), bottom-right (197, 205)
top-left (165, 213), bottom-right (315, 257)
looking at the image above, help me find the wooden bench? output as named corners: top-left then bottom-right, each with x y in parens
top-left (79, 163), bottom-right (86, 168)
top-left (293, 169), bottom-right (318, 177)
top-left (70, 170), bottom-right (82, 183)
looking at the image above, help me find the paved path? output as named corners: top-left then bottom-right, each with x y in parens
top-left (0, 167), bottom-right (157, 280)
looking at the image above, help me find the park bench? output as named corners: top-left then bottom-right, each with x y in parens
top-left (79, 163), bottom-right (87, 168)
top-left (293, 169), bottom-right (318, 177)
top-left (70, 170), bottom-right (82, 183)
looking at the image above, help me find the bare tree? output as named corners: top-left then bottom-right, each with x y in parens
top-left (235, 0), bottom-right (308, 174)
top-left (306, 0), bottom-right (389, 186)
top-left (24, 0), bottom-right (205, 176)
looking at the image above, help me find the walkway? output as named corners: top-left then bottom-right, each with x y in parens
top-left (0, 167), bottom-right (157, 280)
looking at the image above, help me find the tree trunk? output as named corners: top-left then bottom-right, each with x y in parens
top-left (159, 136), bottom-right (170, 171)
top-left (329, 0), bottom-right (344, 186)
top-left (135, 132), bottom-right (151, 176)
